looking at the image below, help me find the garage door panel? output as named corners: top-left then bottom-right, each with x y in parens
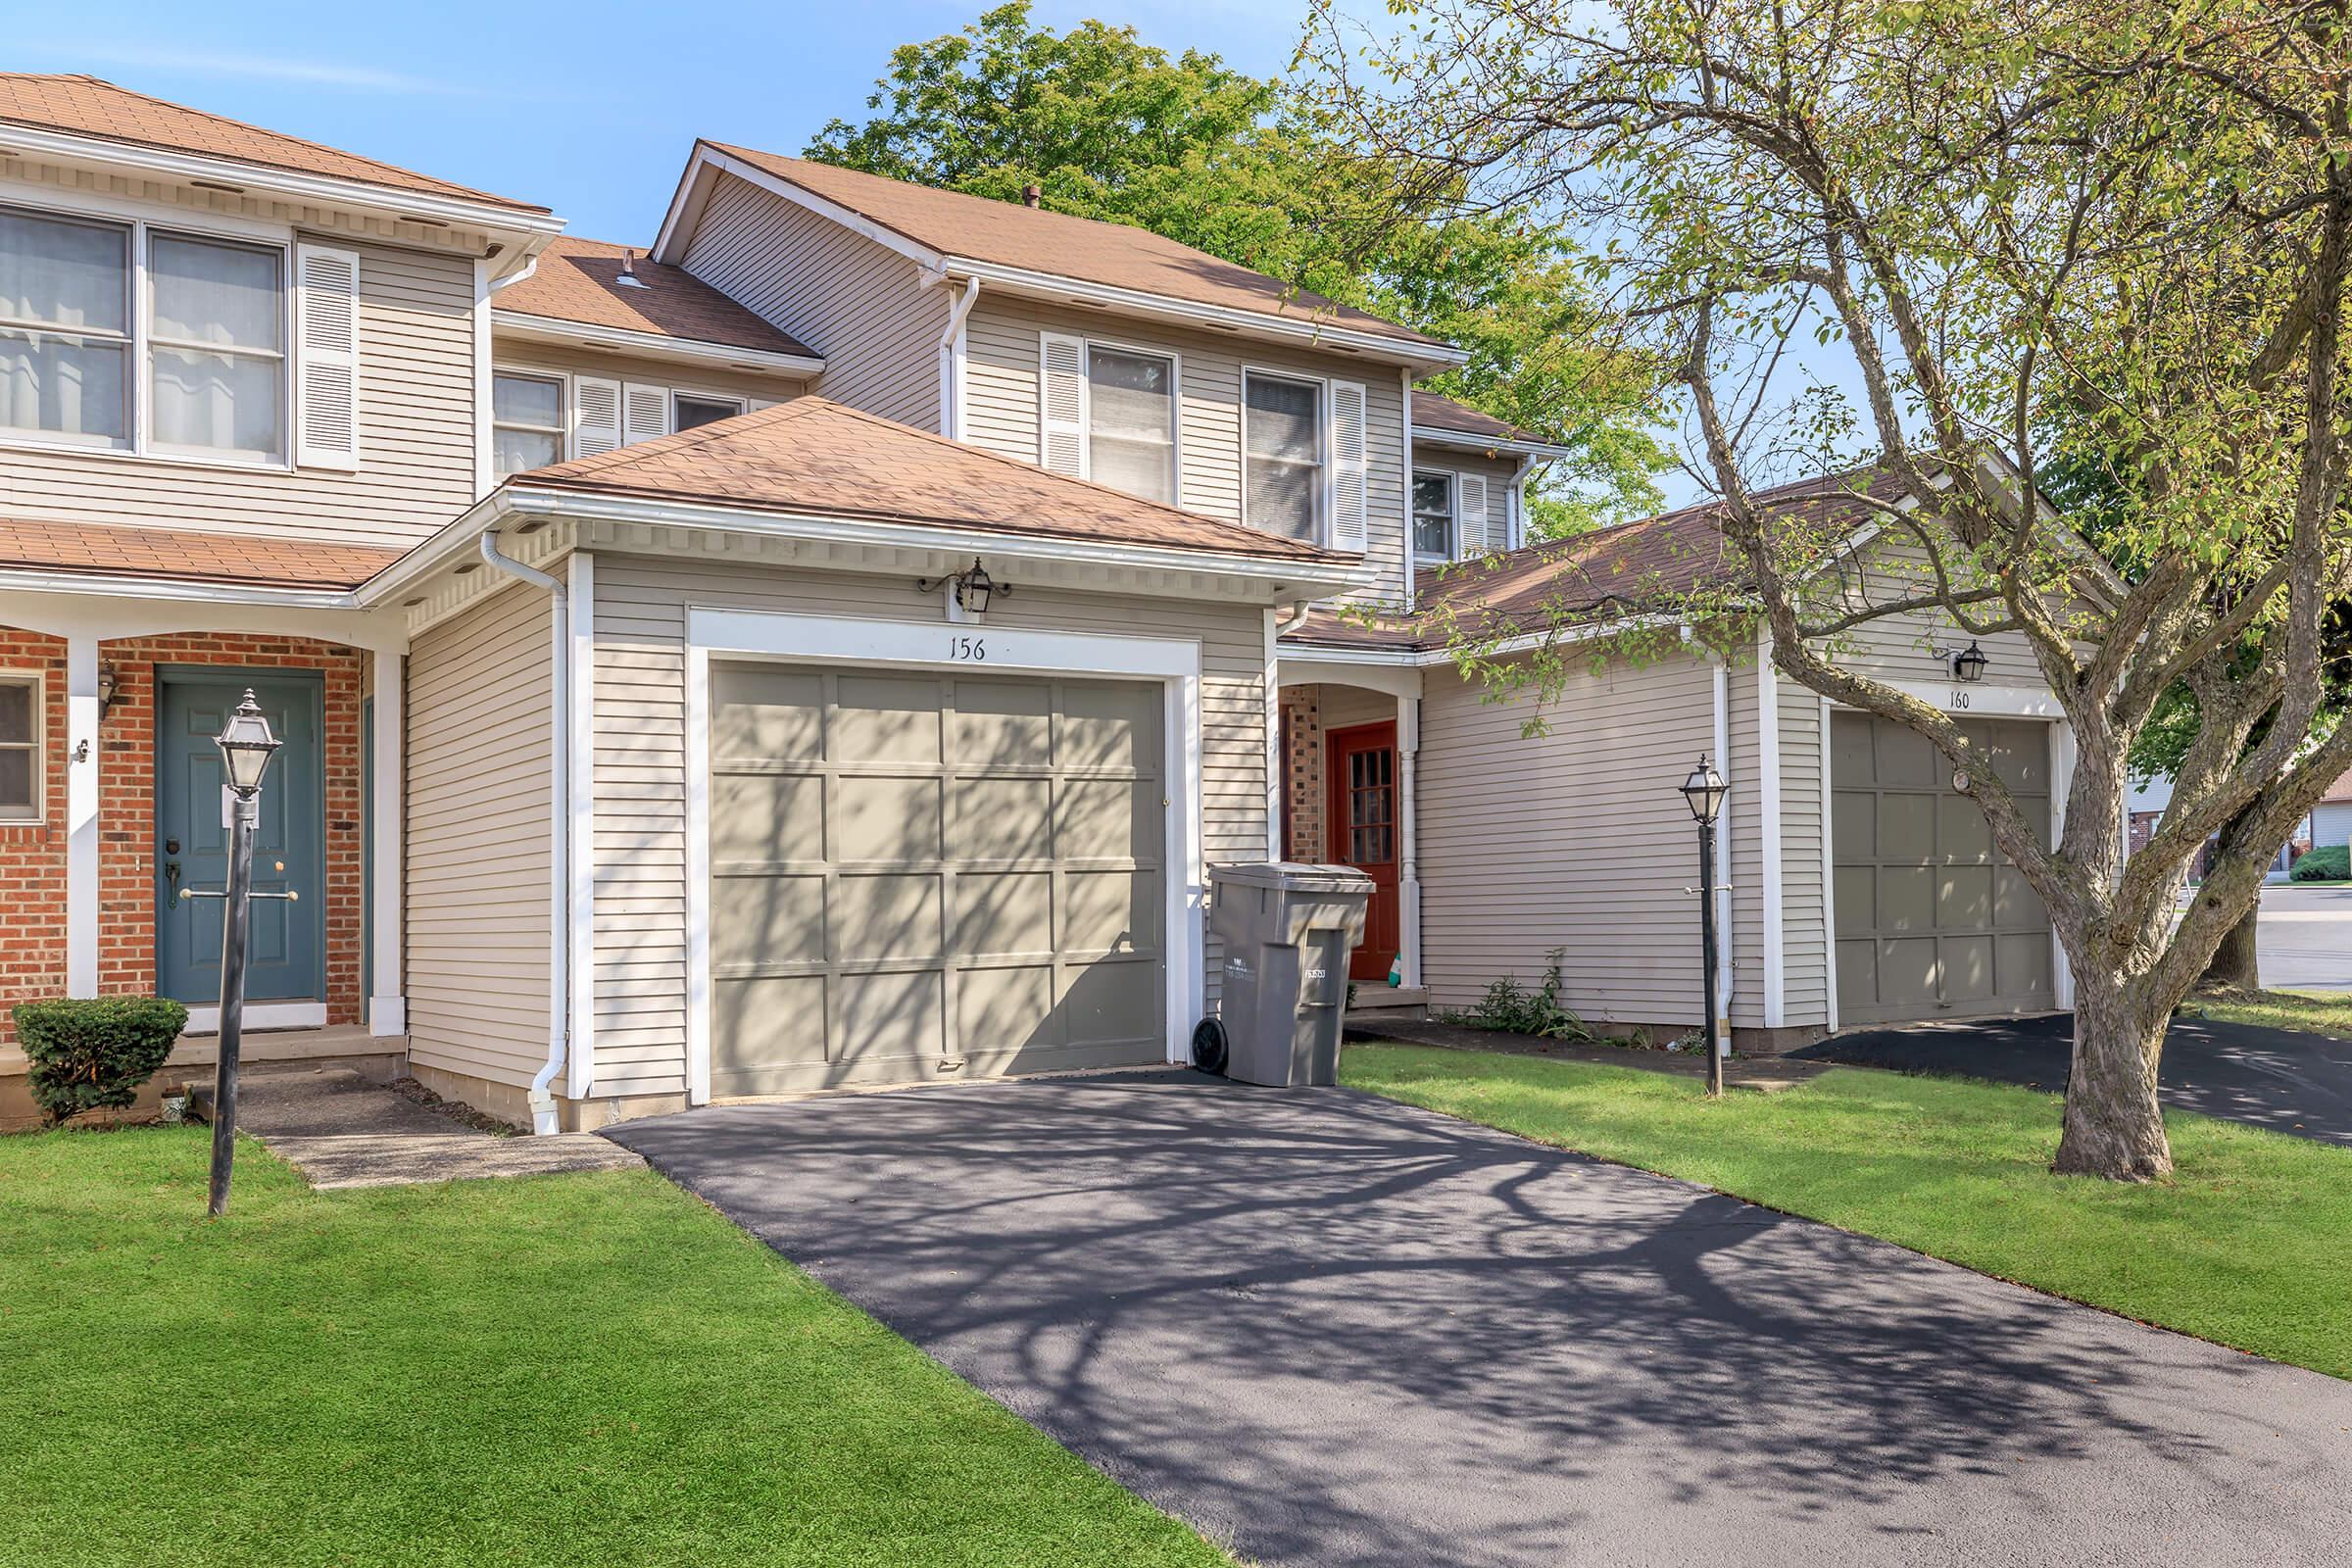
top-left (1059, 777), bottom-right (1154, 859)
top-left (1879, 938), bottom-right (1938, 1002)
top-left (1833, 866), bottom-right (1876, 937)
top-left (1942, 935), bottom-right (1995, 1002)
top-left (834, 970), bottom-right (946, 1067)
top-left (1833, 791), bottom-right (1878, 860)
top-left (957, 872), bottom-right (1054, 955)
top-left (833, 873), bottom-right (944, 961)
top-left (1997, 932), bottom-right (2054, 999)
top-left (959, 963), bottom-right (1056, 1050)
top-left (1938, 795), bottom-right (1992, 863)
top-left (832, 674), bottom-right (944, 762)
top-left (1994, 866), bottom-right (2043, 926)
top-left (1832, 712), bottom-right (1875, 782)
top-left (1063, 956), bottom-right (1163, 1042)
top-left (710, 667), bottom-right (823, 760)
top-left (1878, 866), bottom-right (1935, 932)
top-left (1063, 869), bottom-right (1161, 954)
top-left (711, 873), bottom-right (824, 968)
top-left (1938, 866), bottom-right (1993, 928)
top-left (712, 974), bottom-right (827, 1093)
top-left (1060, 683), bottom-right (1159, 771)
top-left (954, 679), bottom-right (1054, 762)
top-left (710, 773), bottom-right (823, 862)
top-left (1881, 795), bottom-right (1936, 862)
top-left (831, 775), bottom-right (942, 860)
top-left (1876, 723), bottom-right (1936, 786)
top-left (956, 778), bottom-right (1054, 858)
top-left (1837, 940), bottom-right (1879, 1009)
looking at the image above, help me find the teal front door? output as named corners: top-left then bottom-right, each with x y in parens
top-left (156, 673), bottom-right (326, 1005)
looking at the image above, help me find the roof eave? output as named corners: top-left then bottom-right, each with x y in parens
top-left (1408, 423), bottom-right (1575, 460)
top-left (0, 563), bottom-right (369, 608)
top-left (492, 310), bottom-right (826, 377)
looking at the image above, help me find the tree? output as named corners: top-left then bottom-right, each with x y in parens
top-left (1307, 0), bottom-right (2352, 1179)
top-left (808, 2), bottom-right (1670, 533)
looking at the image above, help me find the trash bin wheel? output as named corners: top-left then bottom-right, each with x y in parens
top-left (1190, 1017), bottom-right (1229, 1076)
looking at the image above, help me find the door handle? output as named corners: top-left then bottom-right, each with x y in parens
top-left (164, 862), bottom-right (180, 898)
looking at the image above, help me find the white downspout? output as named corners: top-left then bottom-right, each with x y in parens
top-left (479, 529), bottom-right (571, 1135)
top-left (923, 270), bottom-right (982, 438)
top-left (1274, 599), bottom-right (1314, 636)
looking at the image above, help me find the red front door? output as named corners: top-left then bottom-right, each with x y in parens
top-left (1326, 720), bottom-right (1401, 983)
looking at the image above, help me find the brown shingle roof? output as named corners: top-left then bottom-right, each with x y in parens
top-left (511, 396), bottom-right (1348, 564)
top-left (708, 144), bottom-right (1447, 354)
top-left (2323, 767), bottom-right (2352, 805)
top-left (1411, 391), bottom-right (1541, 444)
top-left (0, 516), bottom-right (402, 591)
top-left (1279, 468), bottom-right (1909, 652)
top-left (0, 74), bottom-right (547, 214)
top-left (494, 237), bottom-right (814, 359)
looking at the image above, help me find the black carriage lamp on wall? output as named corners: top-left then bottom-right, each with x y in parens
top-left (916, 558), bottom-right (1012, 616)
top-left (1948, 640), bottom-right (1989, 684)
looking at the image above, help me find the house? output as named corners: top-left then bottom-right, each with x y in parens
top-left (0, 74), bottom-right (2086, 1132)
top-left (2315, 770), bottom-right (2352, 851)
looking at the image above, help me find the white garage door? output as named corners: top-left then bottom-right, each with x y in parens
top-left (708, 663), bottom-right (1168, 1094)
top-left (1833, 712), bottom-right (2057, 1024)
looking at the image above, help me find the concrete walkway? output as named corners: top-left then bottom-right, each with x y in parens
top-left (235, 1069), bottom-right (643, 1188)
top-left (608, 1072), bottom-right (2352, 1568)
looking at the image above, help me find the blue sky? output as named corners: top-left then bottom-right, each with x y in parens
top-left (14, 1), bottom-right (1311, 242)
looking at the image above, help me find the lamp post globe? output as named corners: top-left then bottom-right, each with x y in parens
top-left (215, 690), bottom-right (282, 795)
top-left (1680, 754), bottom-right (1728, 825)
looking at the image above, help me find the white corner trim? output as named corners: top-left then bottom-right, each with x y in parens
top-left (65, 636), bottom-right (99, 998)
top-left (1711, 657), bottom-right (1733, 1041)
top-left (1397, 692), bottom-right (1423, 991)
top-left (2050, 720), bottom-right (2077, 1010)
top-left (679, 607), bottom-right (1207, 1103)
top-left (1757, 631), bottom-right (1786, 1028)
top-left (566, 553), bottom-right (598, 1101)
top-left (472, 259), bottom-right (494, 502)
top-left (369, 647), bottom-right (405, 1037)
top-left (1819, 696), bottom-right (1839, 1034)
top-left (1263, 608), bottom-right (1282, 860)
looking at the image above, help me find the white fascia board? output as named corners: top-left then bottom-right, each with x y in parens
top-left (1272, 640), bottom-right (1422, 667)
top-left (0, 123), bottom-right (564, 258)
top-left (949, 258), bottom-right (1467, 371)
top-left (1275, 608), bottom-right (1690, 666)
top-left (0, 565), bottom-right (363, 611)
top-left (492, 311), bottom-right (827, 377)
top-left (1408, 425), bottom-right (1575, 461)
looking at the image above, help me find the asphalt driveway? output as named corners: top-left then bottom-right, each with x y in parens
top-left (1792, 1010), bottom-right (2352, 1146)
top-left (607, 1072), bottom-right (2352, 1568)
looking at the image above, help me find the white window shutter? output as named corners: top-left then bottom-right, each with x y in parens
top-left (573, 376), bottom-right (622, 458)
top-left (1039, 332), bottom-right (1088, 477)
top-left (622, 383), bottom-right (669, 446)
top-left (1458, 472), bottom-right (1490, 557)
top-left (1328, 380), bottom-right (1369, 551)
top-left (293, 243), bottom-right (362, 470)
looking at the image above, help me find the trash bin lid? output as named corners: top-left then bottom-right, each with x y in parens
top-left (1208, 860), bottom-right (1375, 894)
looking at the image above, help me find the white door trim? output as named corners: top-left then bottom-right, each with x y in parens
top-left (681, 608), bottom-right (1205, 1104)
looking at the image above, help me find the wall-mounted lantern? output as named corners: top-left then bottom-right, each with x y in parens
top-left (917, 558), bottom-right (1012, 619)
top-left (1949, 640), bottom-right (1988, 684)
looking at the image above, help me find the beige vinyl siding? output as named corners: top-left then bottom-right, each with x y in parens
top-left (1412, 447), bottom-right (1521, 559)
top-left (404, 579), bottom-right (555, 1089)
top-left (962, 297), bottom-right (1411, 603)
top-left (588, 554), bottom-right (1270, 1099)
top-left (1319, 684), bottom-right (1396, 732)
top-left (677, 173), bottom-right (944, 430)
top-left (1775, 676), bottom-right (1832, 1025)
top-left (489, 341), bottom-right (808, 413)
top-left (0, 238), bottom-right (478, 550)
top-left (1815, 532), bottom-right (2041, 686)
top-left (1417, 651), bottom-right (1723, 1027)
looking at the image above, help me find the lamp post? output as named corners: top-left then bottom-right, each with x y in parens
top-left (1679, 754), bottom-right (1730, 1098)
top-left (191, 692), bottom-right (283, 1217)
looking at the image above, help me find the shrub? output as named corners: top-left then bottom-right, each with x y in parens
top-left (12, 997), bottom-right (190, 1127)
top-left (1453, 949), bottom-right (1592, 1040)
top-left (2291, 844), bottom-right (2349, 882)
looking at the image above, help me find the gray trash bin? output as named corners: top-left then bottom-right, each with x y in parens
top-left (1206, 861), bottom-right (1374, 1086)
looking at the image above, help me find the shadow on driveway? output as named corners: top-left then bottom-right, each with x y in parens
top-left (1793, 1012), bottom-right (2352, 1146)
top-left (607, 1072), bottom-right (2351, 1568)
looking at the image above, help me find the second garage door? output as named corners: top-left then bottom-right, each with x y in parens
top-left (1832, 711), bottom-right (2056, 1025)
top-left (708, 663), bottom-right (1168, 1094)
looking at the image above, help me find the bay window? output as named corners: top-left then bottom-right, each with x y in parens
top-left (1244, 371), bottom-right (1323, 542)
top-left (1087, 346), bottom-right (1175, 505)
top-left (493, 371), bottom-right (566, 474)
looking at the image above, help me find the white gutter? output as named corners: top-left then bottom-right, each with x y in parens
top-left (493, 310), bottom-right (827, 378)
top-left (1408, 424), bottom-right (1577, 462)
top-left (476, 529), bottom-right (572, 1135)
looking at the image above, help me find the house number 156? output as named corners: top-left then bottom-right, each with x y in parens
top-left (948, 635), bottom-right (987, 662)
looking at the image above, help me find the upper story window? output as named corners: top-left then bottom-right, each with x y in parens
top-left (1412, 470), bottom-right (1454, 562)
top-left (674, 391), bottom-right (745, 433)
top-left (1086, 346), bottom-right (1174, 505)
top-left (1244, 371), bottom-right (1324, 542)
top-left (0, 203), bottom-right (345, 468)
top-left (0, 673), bottom-right (39, 823)
top-left (493, 371), bottom-right (565, 475)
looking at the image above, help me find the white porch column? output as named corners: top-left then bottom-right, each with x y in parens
top-left (65, 636), bottom-right (100, 998)
top-left (1397, 692), bottom-right (1422, 990)
top-left (368, 647), bottom-right (406, 1035)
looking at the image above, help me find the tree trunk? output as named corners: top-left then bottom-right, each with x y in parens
top-left (2197, 905), bottom-right (2261, 991)
top-left (2054, 977), bottom-right (2173, 1181)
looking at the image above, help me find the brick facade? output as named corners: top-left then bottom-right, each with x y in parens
top-left (0, 628), bottom-right (368, 1046)
top-left (1280, 685), bottom-right (1326, 862)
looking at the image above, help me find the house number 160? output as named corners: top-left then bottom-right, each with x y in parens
top-left (948, 635), bottom-right (987, 662)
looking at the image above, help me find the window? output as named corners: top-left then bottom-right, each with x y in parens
top-left (0, 208), bottom-right (130, 449)
top-left (1412, 470), bottom-right (1454, 561)
top-left (1086, 346), bottom-right (1174, 504)
top-left (0, 675), bottom-right (39, 822)
top-left (149, 232), bottom-right (285, 461)
top-left (492, 372), bottom-right (565, 474)
top-left (1244, 372), bottom-right (1323, 541)
top-left (673, 392), bottom-right (745, 433)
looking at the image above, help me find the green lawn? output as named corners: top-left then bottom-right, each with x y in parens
top-left (1344, 1044), bottom-right (2352, 1380)
top-left (0, 1127), bottom-right (1231, 1568)
top-left (2182, 986), bottom-right (2352, 1040)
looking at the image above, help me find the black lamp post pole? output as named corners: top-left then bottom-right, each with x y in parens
top-left (1697, 816), bottom-right (1723, 1099)
top-left (207, 788), bottom-right (259, 1218)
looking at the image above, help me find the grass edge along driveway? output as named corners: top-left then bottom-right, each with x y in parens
top-left (0, 1126), bottom-right (1236, 1568)
top-left (1344, 1043), bottom-right (2352, 1382)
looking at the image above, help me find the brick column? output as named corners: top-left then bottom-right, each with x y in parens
top-left (1280, 685), bottom-right (1325, 862)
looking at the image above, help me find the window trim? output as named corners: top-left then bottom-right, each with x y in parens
top-left (670, 387), bottom-right (748, 435)
top-left (0, 669), bottom-right (46, 826)
top-left (1411, 466), bottom-right (1458, 564)
top-left (1240, 367), bottom-right (1328, 545)
top-left (0, 195), bottom-right (297, 470)
top-left (1079, 336), bottom-right (1181, 508)
top-left (490, 368), bottom-right (568, 476)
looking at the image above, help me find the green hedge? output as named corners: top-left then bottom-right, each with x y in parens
top-left (2291, 844), bottom-right (2349, 882)
top-left (12, 998), bottom-right (190, 1127)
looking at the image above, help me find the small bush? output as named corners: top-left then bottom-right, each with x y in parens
top-left (2290, 844), bottom-right (2349, 882)
top-left (1451, 949), bottom-right (1592, 1040)
top-left (12, 997), bottom-right (190, 1127)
